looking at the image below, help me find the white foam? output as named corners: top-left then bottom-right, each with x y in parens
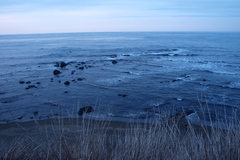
top-left (228, 82), bottom-right (240, 89)
top-left (96, 76), bottom-right (129, 86)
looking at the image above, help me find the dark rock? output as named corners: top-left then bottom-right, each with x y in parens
top-left (77, 78), bottom-right (84, 81)
top-left (53, 70), bottom-right (61, 75)
top-left (79, 67), bottom-right (84, 70)
top-left (2, 100), bottom-right (12, 104)
top-left (123, 54), bottom-right (130, 56)
top-left (59, 80), bottom-right (61, 83)
top-left (71, 70), bottom-right (75, 74)
top-left (78, 106), bottom-right (94, 116)
top-left (64, 81), bottom-right (70, 85)
top-left (184, 110), bottom-right (194, 116)
top-left (118, 94), bottom-right (127, 97)
top-left (25, 85), bottom-right (37, 90)
top-left (26, 81), bottom-right (31, 84)
top-left (112, 60), bottom-right (118, 64)
top-left (36, 82), bottom-right (41, 84)
top-left (17, 116), bottom-right (23, 120)
top-left (60, 62), bottom-right (68, 67)
top-left (64, 91), bottom-right (68, 93)
top-left (19, 81), bottom-right (25, 84)
top-left (55, 62), bottom-right (68, 68)
top-left (172, 78), bottom-right (182, 82)
top-left (33, 111), bottom-right (38, 115)
top-left (72, 79), bottom-right (76, 82)
top-left (170, 109), bottom-right (195, 120)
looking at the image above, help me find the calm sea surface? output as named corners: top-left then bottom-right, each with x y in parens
top-left (0, 32), bottom-right (240, 126)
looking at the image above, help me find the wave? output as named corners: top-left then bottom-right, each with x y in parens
top-left (222, 82), bottom-right (240, 90)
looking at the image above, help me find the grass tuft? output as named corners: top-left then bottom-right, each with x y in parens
top-left (0, 113), bottom-right (240, 160)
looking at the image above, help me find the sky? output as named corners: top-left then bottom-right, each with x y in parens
top-left (0, 0), bottom-right (240, 34)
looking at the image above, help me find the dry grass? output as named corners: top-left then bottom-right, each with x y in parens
top-left (0, 114), bottom-right (240, 160)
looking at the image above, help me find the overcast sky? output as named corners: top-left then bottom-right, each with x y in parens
top-left (0, 0), bottom-right (240, 34)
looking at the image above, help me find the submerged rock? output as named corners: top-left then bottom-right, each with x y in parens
top-left (78, 106), bottom-right (94, 116)
top-left (25, 85), bottom-right (37, 90)
top-left (112, 60), bottom-right (118, 64)
top-left (33, 111), bottom-right (38, 115)
top-left (17, 116), bottom-right (23, 120)
top-left (110, 54), bottom-right (117, 58)
top-left (53, 70), bottom-right (61, 75)
top-left (172, 78), bottom-right (182, 82)
top-left (19, 81), bottom-right (25, 84)
top-left (118, 94), bottom-right (127, 97)
top-left (77, 78), bottom-right (85, 81)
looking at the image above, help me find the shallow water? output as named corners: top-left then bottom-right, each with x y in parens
top-left (0, 32), bottom-right (240, 126)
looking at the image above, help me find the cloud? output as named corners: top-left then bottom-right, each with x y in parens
top-left (153, 0), bottom-right (240, 17)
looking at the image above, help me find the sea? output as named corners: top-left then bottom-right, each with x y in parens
top-left (0, 32), bottom-right (240, 127)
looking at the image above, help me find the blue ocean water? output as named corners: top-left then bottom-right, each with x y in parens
top-left (0, 32), bottom-right (240, 126)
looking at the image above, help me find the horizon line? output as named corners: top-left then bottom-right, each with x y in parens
top-left (1, 30), bottom-right (240, 36)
